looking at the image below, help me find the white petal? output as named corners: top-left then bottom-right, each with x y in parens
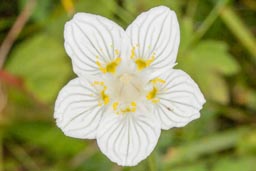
top-left (154, 69), bottom-right (205, 129)
top-left (64, 13), bottom-right (126, 76)
top-left (96, 110), bottom-right (161, 166)
top-left (54, 78), bottom-right (105, 139)
top-left (126, 6), bottom-right (180, 70)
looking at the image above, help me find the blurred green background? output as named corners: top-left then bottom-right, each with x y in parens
top-left (0, 0), bottom-right (256, 170)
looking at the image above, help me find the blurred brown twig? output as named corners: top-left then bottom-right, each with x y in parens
top-left (0, 0), bottom-right (36, 69)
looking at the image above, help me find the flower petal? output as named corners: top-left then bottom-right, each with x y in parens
top-left (154, 69), bottom-right (205, 129)
top-left (96, 108), bottom-right (161, 166)
top-left (126, 6), bottom-right (180, 70)
top-left (54, 78), bottom-right (105, 139)
top-left (64, 13), bottom-right (126, 76)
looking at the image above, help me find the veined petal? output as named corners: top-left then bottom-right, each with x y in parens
top-left (152, 69), bottom-right (205, 129)
top-left (126, 6), bottom-right (180, 71)
top-left (64, 13), bottom-right (126, 76)
top-left (96, 107), bottom-right (161, 166)
top-left (54, 78), bottom-right (106, 139)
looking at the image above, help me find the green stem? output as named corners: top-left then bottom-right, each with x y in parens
top-left (163, 126), bottom-right (249, 168)
top-left (148, 152), bottom-right (157, 171)
top-left (186, 0), bottom-right (199, 20)
top-left (220, 6), bottom-right (256, 61)
top-left (192, 0), bottom-right (231, 44)
top-left (7, 143), bottom-right (40, 171)
top-left (0, 134), bottom-right (3, 171)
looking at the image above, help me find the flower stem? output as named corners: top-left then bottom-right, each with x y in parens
top-left (148, 152), bottom-right (157, 171)
top-left (0, 134), bottom-right (3, 171)
top-left (186, 0), bottom-right (199, 20)
top-left (220, 6), bottom-right (256, 61)
top-left (192, 0), bottom-right (231, 44)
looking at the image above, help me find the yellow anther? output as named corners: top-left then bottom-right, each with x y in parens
top-left (112, 101), bottom-right (137, 115)
top-left (100, 90), bottom-right (109, 105)
top-left (106, 57), bottom-right (121, 73)
top-left (130, 46), bottom-right (136, 59)
top-left (92, 81), bottom-right (106, 89)
top-left (135, 59), bottom-right (146, 70)
top-left (131, 101), bottom-right (136, 107)
top-left (96, 57), bottom-right (121, 74)
top-left (151, 99), bottom-right (160, 104)
top-left (135, 55), bottom-right (155, 71)
top-left (147, 77), bottom-right (165, 104)
top-left (121, 107), bottom-right (136, 113)
top-left (96, 61), bottom-right (107, 73)
top-left (112, 102), bottom-right (119, 111)
top-left (92, 81), bottom-right (109, 106)
top-left (114, 49), bottom-right (120, 56)
top-left (151, 78), bottom-right (166, 84)
top-left (147, 86), bottom-right (158, 100)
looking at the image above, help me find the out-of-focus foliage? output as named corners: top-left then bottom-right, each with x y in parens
top-left (0, 0), bottom-right (256, 171)
top-left (6, 34), bottom-right (71, 103)
top-left (179, 18), bottom-right (240, 104)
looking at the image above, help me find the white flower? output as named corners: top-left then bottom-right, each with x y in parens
top-left (54, 6), bottom-right (205, 166)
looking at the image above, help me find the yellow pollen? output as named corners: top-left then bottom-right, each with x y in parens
top-left (151, 99), bottom-right (160, 103)
top-left (112, 102), bottom-right (119, 111)
top-left (151, 78), bottom-right (166, 84)
top-left (115, 49), bottom-right (120, 55)
top-left (130, 46), bottom-right (155, 70)
top-left (100, 90), bottom-right (109, 105)
top-left (146, 78), bottom-right (165, 104)
top-left (134, 54), bottom-right (155, 71)
top-left (92, 81), bottom-right (109, 106)
top-left (92, 81), bottom-right (106, 90)
top-left (96, 61), bottom-right (107, 73)
top-left (130, 46), bottom-right (136, 59)
top-left (112, 101), bottom-right (137, 115)
top-left (147, 86), bottom-right (158, 100)
top-left (96, 57), bottom-right (121, 74)
top-left (131, 101), bottom-right (136, 107)
top-left (135, 59), bottom-right (146, 70)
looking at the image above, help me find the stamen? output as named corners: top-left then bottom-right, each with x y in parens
top-left (114, 49), bottom-right (120, 56)
top-left (92, 81), bottom-right (109, 106)
top-left (151, 78), bottom-right (166, 84)
top-left (135, 56), bottom-right (155, 71)
top-left (112, 101), bottom-right (137, 115)
top-left (147, 87), bottom-right (158, 100)
top-left (130, 46), bottom-right (155, 70)
top-left (147, 77), bottom-right (166, 104)
top-left (106, 57), bottom-right (121, 73)
top-left (130, 46), bottom-right (136, 59)
top-left (101, 90), bottom-right (110, 105)
top-left (112, 102), bottom-right (119, 111)
top-left (96, 57), bottom-right (121, 74)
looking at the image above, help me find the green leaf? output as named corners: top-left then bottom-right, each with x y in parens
top-left (190, 40), bottom-right (240, 75)
top-left (237, 129), bottom-right (256, 155)
top-left (76, 153), bottom-right (112, 171)
top-left (19, 0), bottom-right (52, 23)
top-left (169, 163), bottom-right (207, 171)
top-left (6, 33), bottom-right (72, 103)
top-left (212, 156), bottom-right (256, 171)
top-left (7, 122), bottom-right (86, 159)
top-left (178, 40), bottom-right (240, 104)
top-left (163, 126), bottom-right (249, 167)
top-left (179, 17), bottom-right (194, 52)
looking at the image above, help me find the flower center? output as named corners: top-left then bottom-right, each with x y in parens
top-left (114, 73), bottom-right (144, 103)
